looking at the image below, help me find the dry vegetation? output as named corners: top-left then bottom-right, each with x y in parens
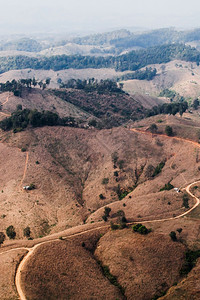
top-left (21, 231), bottom-right (123, 300)
top-left (0, 249), bottom-right (27, 300)
top-left (0, 110), bottom-right (200, 239)
top-left (123, 60), bottom-right (200, 99)
top-left (1, 87), bottom-right (200, 299)
top-left (160, 259), bottom-right (200, 300)
top-left (95, 230), bottom-right (186, 300)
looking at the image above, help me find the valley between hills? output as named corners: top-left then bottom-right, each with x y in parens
top-left (1, 27), bottom-right (200, 299)
top-left (0, 90), bottom-right (200, 299)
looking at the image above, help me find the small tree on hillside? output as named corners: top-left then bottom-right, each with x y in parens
top-left (165, 125), bottom-right (173, 136)
top-left (23, 226), bottom-right (31, 238)
top-left (149, 123), bottom-right (158, 133)
top-left (6, 225), bottom-right (16, 239)
top-left (169, 231), bottom-right (177, 241)
top-left (0, 232), bottom-right (5, 246)
top-left (193, 99), bottom-right (199, 110)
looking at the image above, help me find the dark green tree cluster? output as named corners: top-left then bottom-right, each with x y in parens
top-left (193, 99), bottom-right (200, 110)
top-left (159, 89), bottom-right (177, 99)
top-left (152, 161), bottom-right (166, 177)
top-left (6, 225), bottom-right (16, 239)
top-left (0, 78), bottom-right (51, 96)
top-left (169, 231), bottom-right (177, 241)
top-left (0, 232), bottom-right (5, 246)
top-left (23, 226), bottom-right (31, 238)
top-left (0, 44), bottom-right (200, 74)
top-left (60, 78), bottom-right (124, 94)
top-left (119, 67), bottom-right (157, 81)
top-left (165, 126), bottom-right (173, 136)
top-left (102, 206), bottom-right (111, 222)
top-left (0, 108), bottom-right (78, 131)
top-left (180, 249), bottom-right (200, 275)
top-left (160, 182), bottom-right (174, 191)
top-left (147, 102), bottom-right (188, 117)
top-left (132, 223), bottom-right (150, 234)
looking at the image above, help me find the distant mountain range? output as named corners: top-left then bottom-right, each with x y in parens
top-left (1, 28), bottom-right (200, 55)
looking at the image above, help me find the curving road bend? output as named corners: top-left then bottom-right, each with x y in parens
top-left (14, 179), bottom-right (200, 300)
top-left (1, 127), bottom-right (200, 299)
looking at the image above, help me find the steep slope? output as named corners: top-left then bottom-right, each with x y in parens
top-left (0, 113), bottom-right (200, 239)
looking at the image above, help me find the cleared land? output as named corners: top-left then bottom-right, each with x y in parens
top-left (0, 249), bottom-right (27, 300)
top-left (123, 60), bottom-right (200, 99)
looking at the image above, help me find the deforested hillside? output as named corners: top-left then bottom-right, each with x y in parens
top-left (0, 83), bottom-right (160, 128)
top-left (0, 111), bottom-right (200, 238)
top-left (123, 60), bottom-right (200, 98)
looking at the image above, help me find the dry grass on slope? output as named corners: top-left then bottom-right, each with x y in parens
top-left (160, 258), bottom-right (200, 300)
top-left (95, 229), bottom-right (186, 300)
top-left (0, 249), bottom-right (27, 300)
top-left (21, 230), bottom-right (123, 300)
top-left (0, 121), bottom-right (199, 239)
top-left (0, 89), bottom-right (90, 120)
top-left (123, 60), bottom-right (200, 98)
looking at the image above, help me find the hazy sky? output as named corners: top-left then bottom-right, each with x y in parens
top-left (0, 0), bottom-right (200, 35)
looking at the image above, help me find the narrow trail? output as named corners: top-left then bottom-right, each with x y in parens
top-left (0, 111), bottom-right (11, 117)
top-left (131, 128), bottom-right (200, 149)
top-left (19, 152), bottom-right (29, 190)
top-left (1, 127), bottom-right (200, 299)
top-left (2, 96), bottom-right (9, 106)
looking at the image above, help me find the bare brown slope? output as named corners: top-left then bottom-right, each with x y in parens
top-left (160, 259), bottom-right (200, 300)
top-left (95, 229), bottom-right (186, 300)
top-left (123, 60), bottom-right (200, 98)
top-left (0, 90), bottom-right (91, 120)
top-left (0, 249), bottom-right (27, 300)
top-left (21, 232), bottom-right (123, 300)
top-left (1, 119), bottom-right (200, 238)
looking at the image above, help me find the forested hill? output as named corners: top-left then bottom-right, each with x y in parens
top-left (0, 43), bottom-right (200, 74)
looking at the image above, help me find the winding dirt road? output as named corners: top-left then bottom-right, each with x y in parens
top-left (1, 127), bottom-right (200, 299)
top-left (14, 180), bottom-right (200, 300)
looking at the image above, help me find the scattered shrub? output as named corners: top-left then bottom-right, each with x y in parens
top-left (153, 161), bottom-right (165, 177)
top-left (111, 152), bottom-right (118, 164)
top-left (165, 125), bottom-right (173, 136)
top-left (182, 193), bottom-right (189, 208)
top-left (27, 183), bottom-right (36, 190)
top-left (0, 232), bottom-right (6, 246)
top-left (23, 226), bottom-right (31, 238)
top-left (118, 160), bottom-right (125, 170)
top-left (169, 231), bottom-right (177, 241)
top-left (102, 206), bottom-right (111, 222)
top-left (160, 182), bottom-right (174, 191)
top-left (149, 123), bottom-right (158, 133)
top-left (102, 178), bottom-right (109, 184)
top-left (180, 249), bottom-right (200, 275)
top-left (6, 225), bottom-right (16, 239)
top-left (110, 222), bottom-right (120, 230)
top-left (132, 223), bottom-right (150, 235)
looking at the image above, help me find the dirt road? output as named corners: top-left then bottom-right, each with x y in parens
top-left (1, 127), bottom-right (200, 299)
top-left (13, 178), bottom-right (200, 300)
